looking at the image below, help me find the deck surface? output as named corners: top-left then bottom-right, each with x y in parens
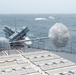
top-left (0, 48), bottom-right (76, 75)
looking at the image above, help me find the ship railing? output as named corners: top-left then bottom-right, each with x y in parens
top-left (1, 36), bottom-right (75, 55)
top-left (24, 37), bottom-right (76, 54)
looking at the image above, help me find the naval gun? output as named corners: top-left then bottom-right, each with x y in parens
top-left (9, 27), bottom-right (29, 41)
top-left (9, 26), bottom-right (29, 41)
top-left (9, 26), bottom-right (29, 48)
top-left (3, 25), bottom-right (29, 48)
top-left (2, 23), bottom-right (70, 51)
top-left (0, 37), bottom-right (10, 51)
top-left (3, 25), bottom-right (29, 41)
top-left (3, 25), bottom-right (15, 38)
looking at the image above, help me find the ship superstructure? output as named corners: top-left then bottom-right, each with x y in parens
top-left (0, 24), bottom-right (76, 75)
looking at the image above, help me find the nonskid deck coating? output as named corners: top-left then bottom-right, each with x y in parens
top-left (0, 49), bottom-right (76, 75)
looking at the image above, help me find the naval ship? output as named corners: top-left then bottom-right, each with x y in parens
top-left (0, 24), bottom-right (76, 75)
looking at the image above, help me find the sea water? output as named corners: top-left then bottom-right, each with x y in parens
top-left (0, 14), bottom-right (76, 52)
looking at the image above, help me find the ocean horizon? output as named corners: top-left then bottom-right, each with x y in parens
top-left (0, 14), bottom-right (76, 52)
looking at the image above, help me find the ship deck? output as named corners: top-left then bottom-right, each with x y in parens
top-left (0, 48), bottom-right (76, 75)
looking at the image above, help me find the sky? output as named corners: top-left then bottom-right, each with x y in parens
top-left (0, 0), bottom-right (76, 14)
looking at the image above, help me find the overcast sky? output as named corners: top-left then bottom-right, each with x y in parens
top-left (0, 0), bottom-right (76, 14)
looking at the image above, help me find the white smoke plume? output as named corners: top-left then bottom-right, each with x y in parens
top-left (48, 23), bottom-right (70, 49)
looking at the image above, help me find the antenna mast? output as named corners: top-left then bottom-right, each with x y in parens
top-left (15, 18), bottom-right (17, 33)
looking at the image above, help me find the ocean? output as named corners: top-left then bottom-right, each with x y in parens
top-left (0, 14), bottom-right (76, 52)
